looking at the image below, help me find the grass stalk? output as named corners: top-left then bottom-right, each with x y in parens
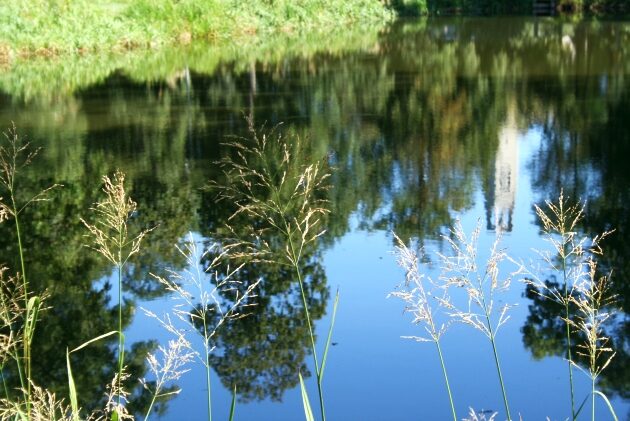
top-left (117, 262), bottom-right (124, 407)
top-left (489, 333), bottom-right (510, 420)
top-left (287, 225), bottom-right (325, 421)
top-left (82, 170), bottom-right (153, 409)
top-left (210, 121), bottom-right (334, 421)
top-left (480, 289), bottom-right (511, 421)
top-left (390, 233), bottom-right (458, 421)
top-left (435, 340), bottom-right (457, 421)
top-left (561, 237), bottom-right (576, 421)
top-left (202, 313), bottom-right (212, 421)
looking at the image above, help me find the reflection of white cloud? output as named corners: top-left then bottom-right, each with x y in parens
top-left (493, 109), bottom-right (519, 232)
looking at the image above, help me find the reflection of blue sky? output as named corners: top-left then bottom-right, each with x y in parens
top-left (124, 123), bottom-right (629, 420)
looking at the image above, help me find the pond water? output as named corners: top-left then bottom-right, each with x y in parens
top-left (1, 16), bottom-right (629, 421)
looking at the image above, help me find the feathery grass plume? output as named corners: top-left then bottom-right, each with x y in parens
top-left (209, 118), bottom-right (334, 421)
top-left (0, 201), bottom-right (7, 223)
top-left (0, 380), bottom-right (72, 421)
top-left (81, 170), bottom-right (154, 407)
top-left (86, 371), bottom-right (134, 421)
top-left (462, 408), bottom-right (498, 421)
top-left (569, 257), bottom-right (618, 421)
top-left (438, 219), bottom-right (515, 421)
top-left (0, 123), bottom-right (59, 410)
top-left (149, 233), bottom-right (260, 421)
top-left (389, 233), bottom-right (457, 421)
top-left (0, 266), bottom-right (26, 401)
top-left (519, 191), bottom-right (612, 420)
top-left (140, 329), bottom-right (195, 421)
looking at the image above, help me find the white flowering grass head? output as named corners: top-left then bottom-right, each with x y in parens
top-left (150, 233), bottom-right (260, 364)
top-left (462, 407), bottom-right (498, 421)
top-left (437, 219), bottom-right (515, 340)
top-left (141, 331), bottom-right (195, 399)
top-left (389, 233), bottom-right (450, 343)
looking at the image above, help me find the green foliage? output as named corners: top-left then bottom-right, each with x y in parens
top-left (0, 0), bottom-right (393, 58)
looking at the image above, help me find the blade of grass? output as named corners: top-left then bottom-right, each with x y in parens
top-left (66, 348), bottom-right (79, 421)
top-left (25, 296), bottom-right (41, 343)
top-left (67, 330), bottom-right (119, 421)
top-left (319, 289), bottom-right (339, 381)
top-left (594, 391), bottom-right (618, 421)
top-left (228, 384), bottom-right (237, 421)
top-left (299, 372), bottom-right (315, 421)
top-left (574, 393), bottom-right (590, 419)
top-left (70, 330), bottom-right (118, 353)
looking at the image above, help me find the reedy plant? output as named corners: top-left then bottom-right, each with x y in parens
top-left (522, 191), bottom-right (612, 420)
top-left (149, 233), bottom-right (260, 421)
top-left (210, 120), bottom-right (336, 421)
top-left (569, 258), bottom-right (618, 421)
top-left (0, 266), bottom-right (26, 401)
top-left (389, 233), bottom-right (457, 421)
top-left (0, 124), bottom-right (58, 413)
top-left (438, 220), bottom-right (515, 421)
top-left (140, 329), bottom-right (195, 421)
top-left (81, 170), bottom-right (153, 410)
top-left (0, 380), bottom-right (72, 421)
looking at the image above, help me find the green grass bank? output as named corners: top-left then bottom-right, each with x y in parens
top-left (0, 0), bottom-right (394, 61)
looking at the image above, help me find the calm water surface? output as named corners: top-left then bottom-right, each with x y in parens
top-left (1, 17), bottom-right (629, 420)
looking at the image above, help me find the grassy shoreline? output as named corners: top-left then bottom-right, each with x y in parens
top-left (0, 0), bottom-right (394, 63)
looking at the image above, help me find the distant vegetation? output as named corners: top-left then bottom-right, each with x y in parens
top-left (0, 0), bottom-right (627, 63)
top-left (391, 0), bottom-right (629, 15)
top-left (0, 0), bottom-right (393, 60)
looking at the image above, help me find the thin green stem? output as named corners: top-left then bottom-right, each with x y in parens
top-left (489, 335), bottom-right (511, 421)
top-left (480, 292), bottom-right (511, 421)
top-left (12, 195), bottom-right (31, 414)
top-left (591, 376), bottom-right (595, 421)
top-left (203, 322), bottom-right (212, 421)
top-left (117, 262), bottom-right (124, 407)
top-left (287, 229), bottom-right (324, 421)
top-left (435, 340), bottom-right (457, 421)
top-left (562, 239), bottom-right (576, 421)
top-left (0, 367), bottom-right (9, 401)
top-left (144, 392), bottom-right (157, 421)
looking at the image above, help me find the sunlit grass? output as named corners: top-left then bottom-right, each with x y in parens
top-left (0, 0), bottom-right (393, 60)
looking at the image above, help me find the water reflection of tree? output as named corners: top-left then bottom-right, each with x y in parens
top-left (0, 15), bottom-right (629, 409)
top-left (203, 256), bottom-right (328, 402)
top-left (525, 68), bottom-right (630, 403)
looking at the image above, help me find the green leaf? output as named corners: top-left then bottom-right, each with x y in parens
top-left (70, 330), bottom-right (118, 353)
top-left (111, 408), bottom-right (119, 421)
top-left (298, 372), bottom-right (315, 421)
top-left (228, 384), bottom-right (237, 421)
top-left (25, 295), bottom-right (41, 343)
top-left (594, 390), bottom-right (618, 421)
top-left (320, 289), bottom-right (339, 381)
top-left (574, 393), bottom-right (590, 419)
top-left (66, 348), bottom-right (80, 421)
